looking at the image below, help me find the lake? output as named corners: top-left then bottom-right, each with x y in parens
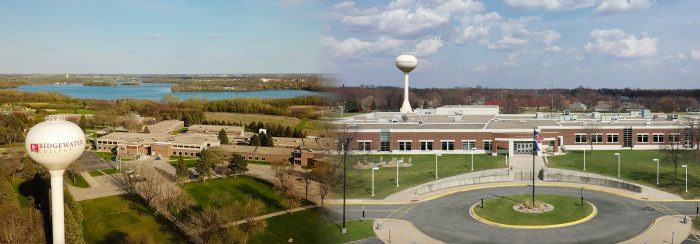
top-left (13, 83), bottom-right (326, 100)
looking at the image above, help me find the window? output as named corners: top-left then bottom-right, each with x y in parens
top-left (652, 134), bottom-right (664, 143)
top-left (380, 141), bottom-right (390, 152)
top-left (669, 133), bottom-right (681, 143)
top-left (607, 134), bottom-right (619, 143)
top-left (462, 140), bottom-right (476, 150)
top-left (575, 134), bottom-right (587, 143)
top-left (420, 141), bottom-right (433, 151)
top-left (441, 141), bottom-right (454, 150)
top-left (483, 141), bottom-right (493, 151)
top-left (591, 134), bottom-right (603, 143)
top-left (358, 141), bottom-right (371, 151)
top-left (398, 141), bottom-right (412, 151)
top-left (637, 134), bottom-right (649, 143)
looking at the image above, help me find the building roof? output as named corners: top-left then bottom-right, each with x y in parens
top-left (219, 145), bottom-right (293, 156)
top-left (148, 120), bottom-right (184, 134)
top-left (99, 132), bottom-right (218, 145)
top-left (188, 124), bottom-right (245, 133)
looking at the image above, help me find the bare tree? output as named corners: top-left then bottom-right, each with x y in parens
top-left (312, 161), bottom-right (335, 206)
top-left (664, 127), bottom-right (688, 185)
top-left (583, 122), bottom-right (601, 153)
top-left (0, 203), bottom-right (45, 243)
top-left (271, 161), bottom-right (293, 195)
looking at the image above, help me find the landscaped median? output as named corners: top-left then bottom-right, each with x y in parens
top-left (337, 153), bottom-right (506, 199)
top-left (549, 150), bottom-right (700, 198)
top-left (470, 194), bottom-right (596, 229)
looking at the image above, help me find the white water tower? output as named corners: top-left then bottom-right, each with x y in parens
top-left (396, 53), bottom-right (417, 113)
top-left (24, 115), bottom-right (85, 244)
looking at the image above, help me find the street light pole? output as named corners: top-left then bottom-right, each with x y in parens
top-left (435, 153), bottom-right (441, 178)
top-left (372, 167), bottom-right (379, 197)
top-left (341, 138), bottom-right (348, 234)
top-left (583, 148), bottom-right (586, 171)
top-left (614, 153), bottom-right (621, 178)
top-left (471, 147), bottom-right (477, 171)
top-left (653, 159), bottom-right (660, 185)
top-left (396, 160), bottom-right (402, 187)
top-left (683, 165), bottom-right (688, 193)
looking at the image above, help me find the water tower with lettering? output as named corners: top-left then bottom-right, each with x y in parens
top-left (395, 53), bottom-right (418, 113)
top-left (25, 115), bottom-right (86, 244)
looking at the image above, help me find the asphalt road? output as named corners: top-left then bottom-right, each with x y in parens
top-left (327, 186), bottom-right (700, 244)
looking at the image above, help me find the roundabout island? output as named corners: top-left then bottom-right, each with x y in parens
top-left (470, 194), bottom-right (596, 229)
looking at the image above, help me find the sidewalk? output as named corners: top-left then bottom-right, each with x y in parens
top-left (373, 219), bottom-right (443, 244)
top-left (223, 205), bottom-right (317, 227)
top-left (619, 215), bottom-right (691, 244)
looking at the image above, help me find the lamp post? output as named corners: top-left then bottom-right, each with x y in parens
top-left (396, 160), bottom-right (403, 187)
top-left (653, 159), bottom-right (660, 185)
top-left (372, 166), bottom-right (379, 197)
top-left (614, 153), bottom-right (621, 178)
top-left (583, 148), bottom-right (586, 171)
top-left (682, 165), bottom-right (688, 193)
top-left (435, 153), bottom-right (441, 179)
top-left (471, 147), bottom-right (477, 171)
top-left (25, 115), bottom-right (86, 244)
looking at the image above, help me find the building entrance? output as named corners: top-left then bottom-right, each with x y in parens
top-left (514, 141), bottom-right (533, 154)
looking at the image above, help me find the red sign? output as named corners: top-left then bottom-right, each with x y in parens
top-left (30, 144), bottom-right (39, 152)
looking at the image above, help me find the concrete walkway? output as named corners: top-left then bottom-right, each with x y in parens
top-left (69, 173), bottom-right (124, 201)
top-left (223, 205), bottom-right (318, 227)
top-left (620, 215), bottom-right (691, 244)
top-left (373, 219), bottom-right (443, 244)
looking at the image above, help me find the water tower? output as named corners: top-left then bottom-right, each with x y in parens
top-left (396, 53), bottom-right (417, 113)
top-left (25, 115), bottom-right (85, 244)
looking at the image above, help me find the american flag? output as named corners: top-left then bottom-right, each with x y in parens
top-left (534, 130), bottom-right (543, 152)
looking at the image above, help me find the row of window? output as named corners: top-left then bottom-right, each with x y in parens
top-left (358, 140), bottom-right (492, 152)
top-left (574, 133), bottom-right (681, 143)
top-left (174, 144), bottom-right (201, 149)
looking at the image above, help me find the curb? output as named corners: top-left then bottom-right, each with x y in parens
top-left (468, 200), bottom-right (598, 229)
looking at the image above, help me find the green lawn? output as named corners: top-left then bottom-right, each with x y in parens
top-left (93, 151), bottom-right (116, 161)
top-left (11, 178), bottom-right (29, 207)
top-left (0, 143), bottom-right (23, 148)
top-left (184, 176), bottom-right (294, 214)
top-left (549, 150), bottom-right (700, 199)
top-left (50, 109), bottom-right (97, 114)
top-left (338, 153), bottom-right (506, 199)
top-left (88, 168), bottom-right (118, 177)
top-left (80, 195), bottom-right (185, 243)
top-left (168, 156), bottom-right (199, 168)
top-left (67, 174), bottom-right (90, 188)
top-left (473, 194), bottom-right (593, 226)
top-left (250, 208), bottom-right (376, 244)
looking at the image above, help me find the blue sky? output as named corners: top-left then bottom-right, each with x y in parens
top-left (0, 0), bottom-right (320, 74)
top-left (321, 0), bottom-right (700, 89)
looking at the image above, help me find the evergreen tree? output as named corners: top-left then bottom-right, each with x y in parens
top-left (370, 99), bottom-right (377, 111)
top-left (21, 156), bottom-right (36, 181)
top-left (78, 114), bottom-right (88, 131)
top-left (259, 132), bottom-right (268, 146)
top-left (218, 128), bottom-right (229, 144)
top-left (63, 189), bottom-right (85, 244)
top-left (265, 133), bottom-right (274, 147)
top-left (344, 98), bottom-right (360, 112)
top-left (250, 134), bottom-right (261, 146)
top-left (284, 126), bottom-right (293, 137)
top-left (144, 126), bottom-right (150, 133)
top-left (175, 156), bottom-right (188, 182)
top-left (227, 153), bottom-right (248, 178)
top-left (0, 174), bottom-right (16, 206)
top-left (256, 121), bottom-right (265, 132)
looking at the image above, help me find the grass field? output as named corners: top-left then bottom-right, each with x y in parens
top-left (473, 194), bottom-right (593, 225)
top-left (93, 151), bottom-right (116, 161)
top-left (250, 208), bottom-right (376, 244)
top-left (338, 153), bottom-right (506, 199)
top-left (168, 156), bottom-right (199, 168)
top-left (81, 195), bottom-right (185, 243)
top-left (49, 108), bottom-right (96, 114)
top-left (549, 150), bottom-right (700, 198)
top-left (11, 178), bottom-right (29, 207)
top-left (183, 176), bottom-right (294, 214)
top-left (88, 168), bottom-right (118, 177)
top-left (205, 112), bottom-right (326, 136)
top-left (66, 174), bottom-right (90, 188)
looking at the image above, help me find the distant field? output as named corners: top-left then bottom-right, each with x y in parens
top-left (205, 112), bottom-right (300, 129)
top-left (205, 112), bottom-right (326, 136)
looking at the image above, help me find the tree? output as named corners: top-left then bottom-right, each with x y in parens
top-left (664, 127), bottom-right (688, 185)
top-left (64, 189), bottom-right (85, 244)
top-left (0, 174), bottom-right (16, 206)
top-left (312, 161), bottom-right (336, 206)
top-left (227, 153), bottom-right (248, 178)
top-left (271, 161), bottom-right (293, 195)
top-left (143, 126), bottom-right (151, 134)
top-left (218, 128), bottom-right (229, 145)
top-left (196, 148), bottom-right (224, 182)
top-left (161, 94), bottom-right (180, 106)
top-left (250, 134), bottom-right (261, 146)
top-left (78, 114), bottom-right (88, 132)
top-left (371, 99), bottom-right (377, 111)
top-left (20, 156), bottom-right (36, 181)
top-left (0, 202), bottom-right (45, 243)
top-left (582, 122), bottom-right (601, 153)
top-left (175, 156), bottom-right (189, 183)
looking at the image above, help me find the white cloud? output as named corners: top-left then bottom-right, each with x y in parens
top-left (332, 0), bottom-right (485, 36)
top-left (542, 30), bottom-right (562, 52)
top-left (691, 50), bottom-right (700, 60)
top-left (146, 33), bottom-right (165, 40)
top-left (454, 12), bottom-right (502, 44)
top-left (503, 53), bottom-right (519, 66)
top-left (596, 0), bottom-right (654, 14)
top-left (208, 33), bottom-right (223, 39)
top-left (504, 0), bottom-right (597, 11)
top-left (414, 36), bottom-right (444, 56)
top-left (584, 29), bottom-right (659, 58)
top-left (321, 36), bottom-right (405, 57)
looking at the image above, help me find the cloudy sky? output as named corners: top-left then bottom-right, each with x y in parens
top-left (0, 0), bottom-right (320, 74)
top-left (321, 0), bottom-right (700, 89)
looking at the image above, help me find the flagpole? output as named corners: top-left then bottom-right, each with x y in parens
top-left (532, 127), bottom-right (536, 206)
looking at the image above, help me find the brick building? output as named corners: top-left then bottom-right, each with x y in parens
top-left (95, 132), bottom-right (220, 159)
top-left (337, 107), bottom-right (697, 156)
